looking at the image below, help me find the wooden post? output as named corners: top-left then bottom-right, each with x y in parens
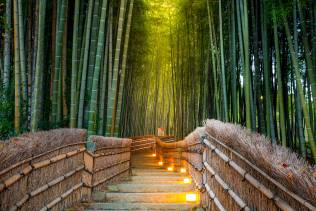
top-left (86, 136), bottom-right (96, 152)
top-left (82, 152), bottom-right (94, 201)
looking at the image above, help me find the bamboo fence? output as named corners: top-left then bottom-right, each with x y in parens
top-left (1, 121), bottom-right (315, 211)
top-left (130, 136), bottom-right (156, 152)
top-left (0, 130), bottom-right (132, 211)
top-left (155, 122), bottom-right (316, 211)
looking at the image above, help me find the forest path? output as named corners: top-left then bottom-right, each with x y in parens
top-left (82, 149), bottom-right (202, 210)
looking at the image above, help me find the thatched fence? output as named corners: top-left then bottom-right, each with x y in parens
top-left (1, 121), bottom-right (315, 211)
top-left (155, 120), bottom-right (316, 211)
top-left (0, 129), bottom-right (131, 211)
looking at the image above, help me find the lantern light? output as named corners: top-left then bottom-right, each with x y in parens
top-left (158, 161), bottom-right (163, 166)
top-left (167, 167), bottom-right (173, 171)
top-left (152, 153), bottom-right (156, 157)
top-left (180, 168), bottom-right (186, 173)
top-left (183, 178), bottom-right (191, 184)
top-left (186, 193), bottom-right (197, 202)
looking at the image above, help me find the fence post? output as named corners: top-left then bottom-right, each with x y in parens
top-left (129, 143), bottom-right (132, 176)
top-left (82, 152), bottom-right (94, 201)
top-left (200, 133), bottom-right (208, 208)
top-left (86, 136), bottom-right (96, 153)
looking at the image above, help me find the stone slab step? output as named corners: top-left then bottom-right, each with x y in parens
top-left (93, 192), bottom-right (198, 203)
top-left (105, 183), bottom-right (193, 193)
top-left (131, 168), bottom-right (186, 176)
top-left (131, 153), bottom-right (157, 157)
top-left (131, 165), bottom-right (164, 169)
top-left (131, 157), bottom-right (157, 161)
top-left (131, 161), bottom-right (157, 164)
top-left (84, 202), bottom-right (201, 210)
top-left (131, 163), bottom-right (163, 167)
top-left (127, 176), bottom-right (187, 184)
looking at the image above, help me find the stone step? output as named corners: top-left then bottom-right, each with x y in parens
top-left (132, 155), bottom-right (157, 158)
top-left (84, 202), bottom-right (201, 210)
top-left (131, 161), bottom-right (180, 166)
top-left (127, 175), bottom-right (187, 184)
top-left (78, 151), bottom-right (201, 210)
top-left (131, 164), bottom-right (163, 168)
top-left (131, 158), bottom-right (158, 162)
top-left (93, 192), bottom-right (198, 203)
top-left (131, 161), bottom-right (159, 165)
top-left (105, 183), bottom-right (193, 193)
top-left (131, 168), bottom-right (186, 176)
top-left (132, 154), bottom-right (157, 158)
top-left (131, 161), bottom-right (161, 165)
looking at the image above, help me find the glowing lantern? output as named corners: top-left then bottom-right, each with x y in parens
top-left (183, 178), bottom-right (191, 184)
top-left (158, 161), bottom-right (163, 166)
top-left (167, 167), bottom-right (173, 171)
top-left (186, 193), bottom-right (197, 202)
top-left (152, 153), bottom-right (156, 157)
top-left (180, 168), bottom-right (186, 173)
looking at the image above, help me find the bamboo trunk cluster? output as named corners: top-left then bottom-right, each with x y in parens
top-left (122, 0), bottom-right (316, 162)
top-left (1, 0), bottom-right (135, 137)
top-left (1, 0), bottom-right (316, 162)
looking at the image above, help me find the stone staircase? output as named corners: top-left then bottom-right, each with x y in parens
top-left (82, 150), bottom-right (202, 210)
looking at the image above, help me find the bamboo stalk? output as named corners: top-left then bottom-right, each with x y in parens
top-left (13, 0), bottom-right (21, 133)
top-left (31, 0), bottom-right (47, 131)
top-left (52, 0), bottom-right (68, 125)
top-left (17, 0), bottom-right (27, 111)
top-left (106, 0), bottom-right (126, 136)
top-left (78, 0), bottom-right (94, 128)
top-left (3, 0), bottom-right (12, 92)
top-left (87, 0), bottom-right (109, 136)
top-left (114, 0), bottom-right (135, 136)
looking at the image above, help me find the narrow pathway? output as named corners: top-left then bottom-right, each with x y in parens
top-left (83, 150), bottom-right (201, 210)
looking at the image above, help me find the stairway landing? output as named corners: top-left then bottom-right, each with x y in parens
top-left (82, 150), bottom-right (202, 210)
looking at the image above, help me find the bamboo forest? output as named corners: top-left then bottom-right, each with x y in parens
top-left (1, 0), bottom-right (316, 160)
top-left (1, 0), bottom-right (316, 210)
